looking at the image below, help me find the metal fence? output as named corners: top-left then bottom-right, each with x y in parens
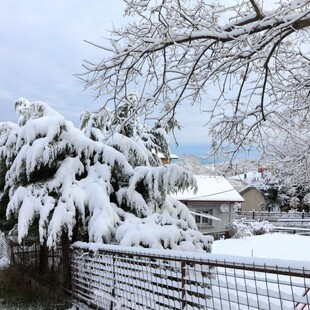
top-left (234, 211), bottom-right (310, 222)
top-left (234, 211), bottom-right (310, 235)
top-left (273, 218), bottom-right (310, 235)
top-left (71, 243), bottom-right (310, 310)
top-left (7, 237), bottom-right (66, 288)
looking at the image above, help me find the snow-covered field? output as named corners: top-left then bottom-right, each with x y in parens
top-left (213, 233), bottom-right (310, 261)
top-left (211, 233), bottom-right (310, 309)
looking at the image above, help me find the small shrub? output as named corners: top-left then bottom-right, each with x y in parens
top-left (250, 221), bottom-right (274, 235)
top-left (226, 219), bottom-right (252, 239)
top-left (226, 219), bottom-right (274, 239)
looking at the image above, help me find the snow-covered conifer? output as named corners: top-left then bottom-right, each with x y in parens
top-left (0, 98), bottom-right (212, 253)
top-left (81, 92), bottom-right (170, 167)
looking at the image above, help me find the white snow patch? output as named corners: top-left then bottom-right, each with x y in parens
top-left (213, 233), bottom-right (310, 261)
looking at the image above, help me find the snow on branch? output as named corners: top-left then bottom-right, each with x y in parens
top-left (0, 99), bottom-right (211, 253)
top-left (79, 0), bottom-right (310, 159)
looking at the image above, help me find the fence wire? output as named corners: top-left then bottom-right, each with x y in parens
top-left (71, 244), bottom-right (310, 310)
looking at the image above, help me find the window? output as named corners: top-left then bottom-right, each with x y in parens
top-left (194, 210), bottom-right (213, 226)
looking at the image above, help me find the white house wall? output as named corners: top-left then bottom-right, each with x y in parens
top-left (185, 201), bottom-right (233, 234)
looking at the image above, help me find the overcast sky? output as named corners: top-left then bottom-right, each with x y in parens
top-left (0, 0), bottom-right (215, 158)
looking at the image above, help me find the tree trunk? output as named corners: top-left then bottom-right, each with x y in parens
top-left (61, 232), bottom-right (71, 289)
top-left (39, 239), bottom-right (48, 276)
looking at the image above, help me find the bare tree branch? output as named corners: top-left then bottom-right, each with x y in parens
top-left (78, 0), bottom-right (310, 160)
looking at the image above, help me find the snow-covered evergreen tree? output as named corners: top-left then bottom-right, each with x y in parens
top-left (0, 98), bottom-right (212, 253)
top-left (80, 92), bottom-right (170, 168)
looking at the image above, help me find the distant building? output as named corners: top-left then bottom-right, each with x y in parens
top-left (228, 171), bottom-right (267, 212)
top-left (157, 152), bottom-right (178, 165)
top-left (172, 175), bottom-right (244, 238)
top-left (239, 186), bottom-right (266, 212)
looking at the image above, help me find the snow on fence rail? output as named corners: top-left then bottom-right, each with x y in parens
top-left (71, 243), bottom-right (310, 310)
top-left (235, 211), bottom-right (310, 222)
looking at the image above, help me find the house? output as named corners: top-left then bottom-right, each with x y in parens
top-left (239, 186), bottom-right (266, 212)
top-left (172, 175), bottom-right (244, 238)
top-left (228, 171), bottom-right (267, 212)
top-left (158, 152), bottom-right (178, 165)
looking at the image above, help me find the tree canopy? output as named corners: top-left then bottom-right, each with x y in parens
top-left (79, 0), bottom-right (310, 159)
top-left (0, 98), bottom-right (212, 252)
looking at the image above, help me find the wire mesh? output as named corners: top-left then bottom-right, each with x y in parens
top-left (71, 244), bottom-right (310, 310)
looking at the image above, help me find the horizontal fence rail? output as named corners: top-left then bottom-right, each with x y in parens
top-left (235, 211), bottom-right (310, 235)
top-left (235, 211), bottom-right (310, 222)
top-left (71, 243), bottom-right (310, 310)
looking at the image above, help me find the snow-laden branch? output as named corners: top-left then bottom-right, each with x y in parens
top-left (79, 0), bottom-right (310, 158)
top-left (0, 99), bottom-right (211, 253)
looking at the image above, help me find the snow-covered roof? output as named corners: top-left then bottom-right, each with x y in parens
top-left (172, 175), bottom-right (244, 202)
top-left (229, 170), bottom-right (261, 182)
top-left (157, 151), bottom-right (179, 159)
top-left (227, 178), bottom-right (247, 193)
top-left (170, 153), bottom-right (179, 159)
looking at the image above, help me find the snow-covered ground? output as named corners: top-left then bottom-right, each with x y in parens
top-left (213, 233), bottom-right (310, 261)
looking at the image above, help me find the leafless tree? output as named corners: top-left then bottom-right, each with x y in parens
top-left (257, 112), bottom-right (310, 190)
top-left (79, 0), bottom-right (310, 159)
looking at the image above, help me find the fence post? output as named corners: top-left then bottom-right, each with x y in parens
top-left (35, 243), bottom-right (37, 270)
top-left (21, 240), bottom-right (25, 279)
top-left (181, 260), bottom-right (186, 309)
top-left (9, 239), bottom-right (14, 265)
top-left (51, 248), bottom-right (55, 285)
top-left (110, 255), bottom-right (115, 310)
